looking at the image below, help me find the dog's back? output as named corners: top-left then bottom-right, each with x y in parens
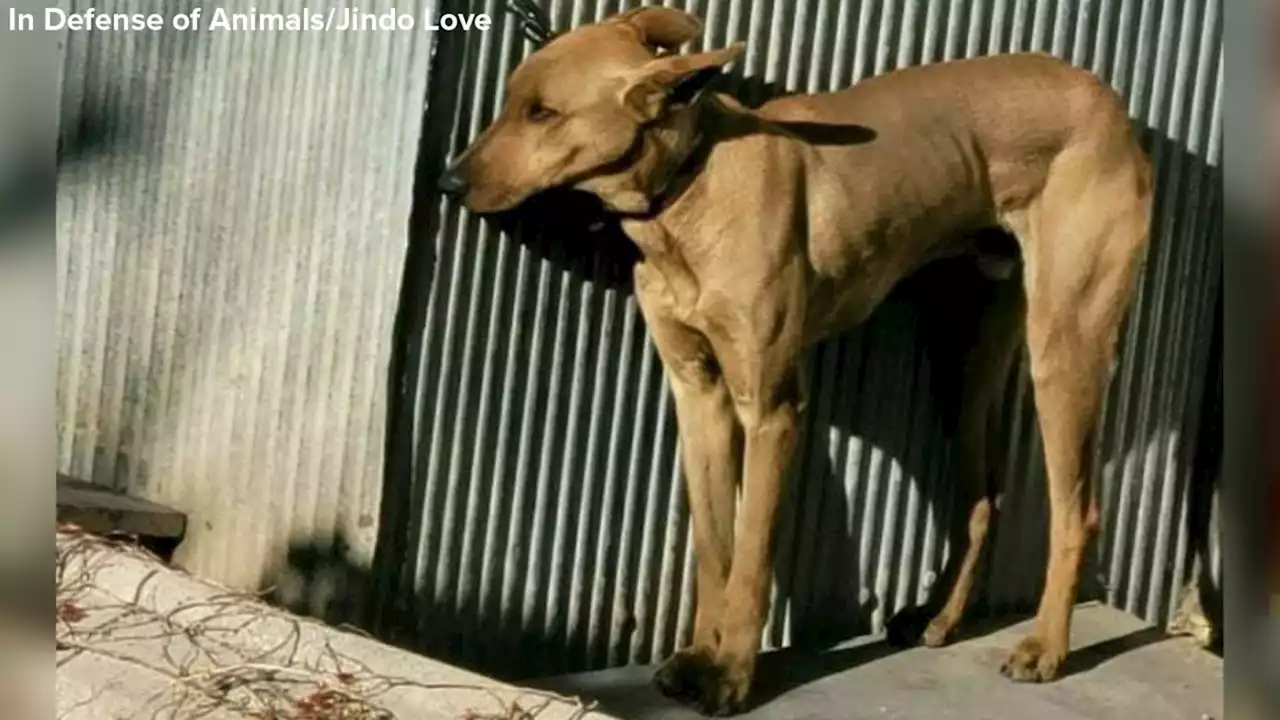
top-left (714, 52), bottom-right (1148, 325)
top-left (757, 52), bottom-right (1130, 160)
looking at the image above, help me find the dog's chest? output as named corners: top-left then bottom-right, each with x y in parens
top-left (622, 219), bottom-right (703, 321)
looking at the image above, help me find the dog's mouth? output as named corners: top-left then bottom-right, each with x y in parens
top-left (450, 169), bottom-right (579, 216)
top-left (446, 128), bottom-right (650, 217)
top-left (436, 150), bottom-right (537, 215)
top-left (461, 185), bottom-right (529, 215)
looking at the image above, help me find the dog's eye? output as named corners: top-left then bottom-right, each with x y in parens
top-left (527, 101), bottom-right (559, 122)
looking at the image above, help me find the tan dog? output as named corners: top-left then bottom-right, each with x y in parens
top-left (440, 7), bottom-right (1152, 715)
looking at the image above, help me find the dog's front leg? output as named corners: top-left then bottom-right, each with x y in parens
top-left (703, 356), bottom-right (804, 716)
top-left (635, 288), bottom-right (742, 703)
top-left (651, 365), bottom-right (741, 700)
top-left (654, 354), bottom-right (740, 693)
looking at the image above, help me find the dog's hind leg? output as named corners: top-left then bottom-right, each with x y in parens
top-left (933, 275), bottom-right (1025, 646)
top-left (999, 136), bottom-right (1152, 682)
top-left (888, 267), bottom-right (1025, 648)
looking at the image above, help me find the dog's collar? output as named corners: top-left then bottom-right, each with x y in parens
top-left (635, 101), bottom-right (714, 219)
top-left (650, 130), bottom-right (704, 196)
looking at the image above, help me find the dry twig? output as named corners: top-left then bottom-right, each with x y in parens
top-left (55, 527), bottom-right (598, 720)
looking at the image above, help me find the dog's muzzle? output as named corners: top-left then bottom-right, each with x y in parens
top-left (437, 161), bottom-right (469, 196)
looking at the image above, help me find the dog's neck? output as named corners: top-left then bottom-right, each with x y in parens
top-left (574, 96), bottom-right (714, 218)
top-left (577, 94), bottom-right (745, 301)
top-left (609, 97), bottom-right (738, 306)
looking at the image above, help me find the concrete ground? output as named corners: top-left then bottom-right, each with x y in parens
top-left (539, 603), bottom-right (1223, 720)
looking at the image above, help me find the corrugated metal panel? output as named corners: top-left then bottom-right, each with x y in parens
top-left (1093, 0), bottom-right (1223, 625)
top-left (389, 0), bottom-right (1223, 679)
top-left (55, 0), bottom-right (432, 590)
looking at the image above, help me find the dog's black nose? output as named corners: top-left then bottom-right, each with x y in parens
top-left (438, 163), bottom-right (469, 195)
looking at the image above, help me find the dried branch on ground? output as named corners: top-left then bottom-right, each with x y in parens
top-left (55, 525), bottom-right (597, 720)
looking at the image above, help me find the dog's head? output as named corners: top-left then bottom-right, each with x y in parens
top-left (439, 7), bottom-right (743, 215)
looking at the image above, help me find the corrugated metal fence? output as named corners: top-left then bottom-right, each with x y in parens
top-left (56, 0), bottom-right (1222, 680)
top-left (56, 0), bottom-right (431, 590)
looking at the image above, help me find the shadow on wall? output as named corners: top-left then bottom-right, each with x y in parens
top-left (263, 139), bottom-right (1220, 688)
top-left (263, 250), bottom-right (1031, 674)
top-left (260, 24), bottom-right (1222, 691)
top-left (1093, 121), bottom-right (1222, 648)
top-left (56, 0), bottom-right (212, 494)
top-left (21, 0), bottom-right (202, 228)
top-left (1170, 284), bottom-right (1222, 655)
top-left (265, 531), bottom-right (376, 630)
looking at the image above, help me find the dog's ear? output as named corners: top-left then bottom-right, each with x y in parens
top-left (609, 7), bottom-right (703, 51)
top-left (619, 43), bottom-right (745, 123)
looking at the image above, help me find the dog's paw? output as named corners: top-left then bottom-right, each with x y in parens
top-left (652, 649), bottom-right (752, 716)
top-left (654, 648), bottom-right (716, 703)
top-left (886, 606), bottom-right (931, 647)
top-left (999, 635), bottom-right (1065, 683)
top-left (888, 606), bottom-right (957, 648)
top-left (921, 615), bottom-right (957, 648)
top-left (701, 663), bottom-right (751, 717)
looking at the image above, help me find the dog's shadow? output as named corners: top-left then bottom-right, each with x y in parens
top-left (474, 183), bottom-right (1019, 643)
